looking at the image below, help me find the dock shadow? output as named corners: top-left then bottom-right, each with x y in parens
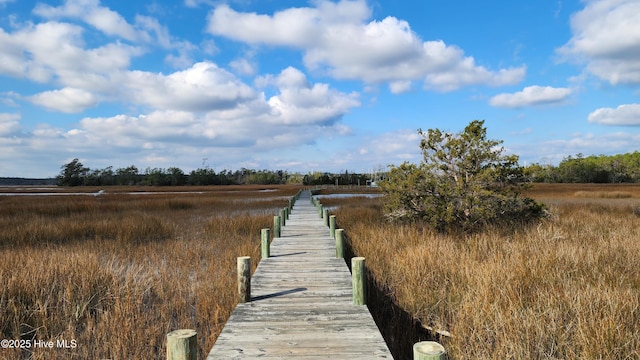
top-left (270, 251), bottom-right (307, 257)
top-left (342, 235), bottom-right (441, 360)
top-left (252, 287), bottom-right (307, 301)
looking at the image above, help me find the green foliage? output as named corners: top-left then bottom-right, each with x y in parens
top-left (526, 152), bottom-right (640, 183)
top-left (56, 158), bottom-right (89, 186)
top-left (379, 120), bottom-right (546, 233)
top-left (54, 159), bottom-right (372, 186)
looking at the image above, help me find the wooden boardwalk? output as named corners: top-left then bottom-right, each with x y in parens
top-left (207, 190), bottom-right (393, 359)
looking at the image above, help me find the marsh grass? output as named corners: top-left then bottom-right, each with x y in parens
top-left (573, 190), bottom-right (633, 198)
top-left (322, 184), bottom-right (640, 359)
top-left (0, 185), bottom-right (300, 359)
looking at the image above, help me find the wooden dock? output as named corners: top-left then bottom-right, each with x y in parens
top-left (206, 190), bottom-right (393, 359)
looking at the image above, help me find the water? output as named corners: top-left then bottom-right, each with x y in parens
top-left (314, 193), bottom-right (382, 199)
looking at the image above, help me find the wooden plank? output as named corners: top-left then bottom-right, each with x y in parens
top-left (207, 190), bottom-right (392, 359)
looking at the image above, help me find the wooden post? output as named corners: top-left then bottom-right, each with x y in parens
top-left (261, 228), bottom-right (270, 259)
top-left (413, 341), bottom-right (446, 360)
top-left (323, 208), bottom-right (329, 227)
top-left (166, 329), bottom-right (197, 360)
top-left (335, 229), bottom-right (344, 258)
top-left (352, 257), bottom-right (366, 305)
top-left (329, 215), bottom-right (336, 238)
top-left (280, 208), bottom-right (286, 226)
top-left (237, 256), bottom-right (251, 303)
top-left (273, 215), bottom-right (281, 238)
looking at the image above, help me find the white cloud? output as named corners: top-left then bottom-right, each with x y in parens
top-left (355, 129), bottom-right (422, 165)
top-left (0, 21), bottom-right (141, 87)
top-left (207, 0), bottom-right (525, 91)
top-left (389, 81), bottom-right (412, 94)
top-left (34, 0), bottom-right (138, 41)
top-left (558, 0), bottom-right (640, 84)
top-left (489, 85), bottom-right (573, 108)
top-left (73, 66), bottom-right (360, 158)
top-left (184, 0), bottom-right (214, 8)
top-left (230, 58), bottom-right (256, 76)
top-left (125, 61), bottom-right (257, 112)
top-left (263, 67), bottom-right (360, 125)
top-left (514, 131), bottom-right (640, 165)
top-left (33, 0), bottom-right (197, 63)
top-left (29, 87), bottom-right (98, 113)
top-left (0, 113), bottom-right (21, 136)
top-left (588, 103), bottom-right (640, 125)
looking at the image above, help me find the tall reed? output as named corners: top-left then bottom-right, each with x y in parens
top-left (326, 185), bottom-right (640, 359)
top-left (0, 186), bottom-right (298, 359)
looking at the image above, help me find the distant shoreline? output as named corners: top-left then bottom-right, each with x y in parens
top-left (0, 178), bottom-right (57, 186)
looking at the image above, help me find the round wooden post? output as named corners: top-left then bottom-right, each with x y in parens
top-left (280, 208), bottom-right (286, 226)
top-left (335, 229), bottom-right (344, 258)
top-left (352, 257), bottom-right (366, 305)
top-left (237, 256), bottom-right (251, 303)
top-left (166, 329), bottom-right (197, 360)
top-left (261, 228), bottom-right (270, 259)
top-left (323, 208), bottom-right (329, 227)
top-left (413, 341), bottom-right (446, 360)
top-left (329, 215), bottom-right (336, 238)
top-left (273, 215), bottom-right (281, 238)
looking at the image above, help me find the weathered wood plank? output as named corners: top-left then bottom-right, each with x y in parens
top-left (207, 190), bottom-right (392, 359)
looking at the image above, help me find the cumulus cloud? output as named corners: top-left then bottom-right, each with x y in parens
top-left (389, 81), bottom-right (412, 94)
top-left (0, 21), bottom-right (141, 87)
top-left (33, 0), bottom-right (196, 66)
top-left (184, 0), bottom-right (214, 8)
top-left (76, 66), bottom-right (359, 153)
top-left (588, 104), bottom-right (640, 126)
top-left (514, 131), bottom-right (640, 165)
top-left (558, 0), bottom-right (640, 84)
top-left (356, 129), bottom-right (421, 163)
top-left (125, 61), bottom-right (257, 112)
top-left (29, 87), bottom-right (98, 113)
top-left (264, 67), bottom-right (360, 125)
top-left (489, 86), bottom-right (573, 108)
top-left (207, 0), bottom-right (525, 91)
top-left (230, 58), bottom-right (256, 76)
top-left (34, 0), bottom-right (139, 41)
top-left (0, 113), bottom-right (21, 136)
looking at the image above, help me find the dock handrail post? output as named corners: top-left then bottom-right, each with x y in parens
top-left (413, 341), bottom-right (446, 360)
top-left (273, 215), bottom-right (281, 238)
top-left (166, 329), bottom-right (197, 360)
top-left (329, 215), bottom-right (336, 238)
top-left (261, 228), bottom-right (270, 259)
top-left (352, 257), bottom-right (366, 305)
top-left (237, 256), bottom-right (251, 303)
top-left (335, 229), bottom-right (344, 258)
top-left (280, 208), bottom-right (286, 226)
top-left (323, 208), bottom-right (329, 227)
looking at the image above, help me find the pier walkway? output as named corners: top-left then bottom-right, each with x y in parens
top-left (206, 190), bottom-right (392, 359)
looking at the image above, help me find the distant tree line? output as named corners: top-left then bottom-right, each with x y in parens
top-left (524, 152), bottom-right (640, 183)
top-left (55, 159), bottom-right (374, 187)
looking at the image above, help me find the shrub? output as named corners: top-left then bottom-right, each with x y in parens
top-left (379, 120), bottom-right (546, 232)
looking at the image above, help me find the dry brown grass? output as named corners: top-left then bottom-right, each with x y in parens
top-left (0, 185), bottom-right (300, 359)
top-left (323, 184), bottom-right (640, 359)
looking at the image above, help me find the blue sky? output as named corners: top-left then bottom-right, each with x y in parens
top-left (1, 0), bottom-right (640, 177)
